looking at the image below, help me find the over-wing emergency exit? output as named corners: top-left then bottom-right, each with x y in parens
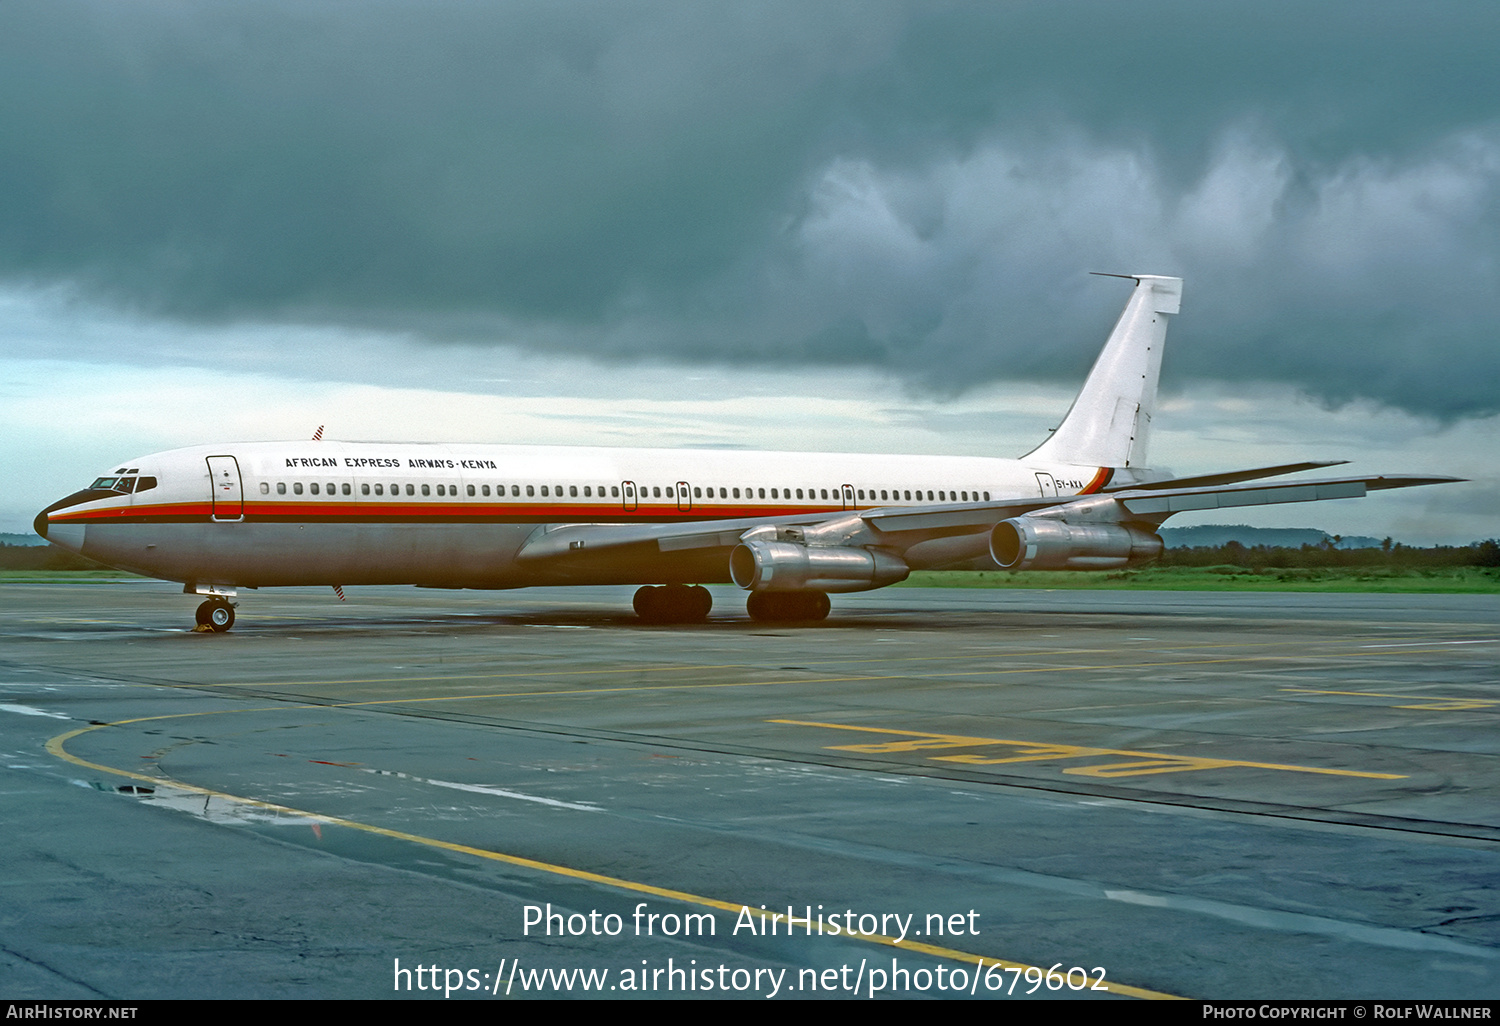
top-left (34, 275), bottom-right (1459, 630)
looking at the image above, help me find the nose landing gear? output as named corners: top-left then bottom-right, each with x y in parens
top-left (194, 598), bottom-right (235, 632)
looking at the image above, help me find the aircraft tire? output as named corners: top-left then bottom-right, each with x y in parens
top-left (633, 586), bottom-right (664, 622)
top-left (198, 599), bottom-right (235, 632)
top-left (803, 590), bottom-right (831, 621)
top-left (745, 590), bottom-right (830, 623)
top-left (634, 585), bottom-right (710, 624)
top-left (689, 585), bottom-right (713, 620)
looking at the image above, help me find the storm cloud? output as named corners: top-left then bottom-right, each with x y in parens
top-left (3, 0), bottom-right (1498, 417)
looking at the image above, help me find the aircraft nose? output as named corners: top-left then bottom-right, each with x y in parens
top-left (34, 489), bottom-right (98, 553)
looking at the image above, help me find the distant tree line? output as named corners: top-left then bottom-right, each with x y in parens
top-left (1159, 538), bottom-right (1500, 570)
top-left (0, 543), bottom-right (113, 571)
top-left (5, 537), bottom-right (1499, 573)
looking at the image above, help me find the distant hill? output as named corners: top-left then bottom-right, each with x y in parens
top-left (1159, 525), bottom-right (1382, 549)
top-left (0, 533), bottom-right (46, 547)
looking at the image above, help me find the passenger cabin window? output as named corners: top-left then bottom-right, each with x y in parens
top-left (310, 483), bottom-right (319, 495)
top-left (259, 482), bottom-right (269, 494)
top-left (277, 482), bottom-right (286, 495)
top-left (293, 483), bottom-right (303, 495)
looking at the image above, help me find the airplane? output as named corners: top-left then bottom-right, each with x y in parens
top-left (33, 274), bottom-right (1459, 632)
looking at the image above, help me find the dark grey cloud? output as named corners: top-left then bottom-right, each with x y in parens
top-left (2, 1), bottom-right (1499, 418)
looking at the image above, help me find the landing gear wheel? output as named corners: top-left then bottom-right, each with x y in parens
top-left (195, 599), bottom-right (235, 632)
top-left (803, 591), bottom-right (831, 621)
top-left (688, 585), bottom-right (713, 621)
top-left (745, 590), bottom-right (830, 623)
top-left (745, 591), bottom-right (777, 622)
top-left (633, 585), bottom-right (712, 624)
top-left (633, 586), bottom-right (662, 621)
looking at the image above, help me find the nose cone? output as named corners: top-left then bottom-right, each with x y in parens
top-left (34, 489), bottom-right (102, 554)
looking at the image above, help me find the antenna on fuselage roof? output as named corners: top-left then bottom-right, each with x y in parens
top-left (312, 425), bottom-right (324, 441)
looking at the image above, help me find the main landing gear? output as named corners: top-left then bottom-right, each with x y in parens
top-left (633, 584), bottom-right (713, 624)
top-left (745, 590), bottom-right (831, 623)
top-left (194, 598), bottom-right (235, 633)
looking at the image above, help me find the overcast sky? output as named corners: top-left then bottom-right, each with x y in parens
top-left (2, 1), bottom-right (1496, 543)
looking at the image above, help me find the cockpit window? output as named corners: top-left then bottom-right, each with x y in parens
top-left (89, 475), bottom-right (154, 494)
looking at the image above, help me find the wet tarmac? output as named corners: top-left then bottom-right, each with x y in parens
top-left (1, 580), bottom-right (1496, 999)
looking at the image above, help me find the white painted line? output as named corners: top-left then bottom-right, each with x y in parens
top-left (426, 778), bottom-right (603, 811)
top-left (1359, 639), bottom-right (1496, 648)
top-left (0, 704), bottom-right (70, 719)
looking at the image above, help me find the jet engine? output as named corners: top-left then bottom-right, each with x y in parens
top-left (989, 517), bottom-right (1162, 571)
top-left (730, 541), bottom-right (909, 593)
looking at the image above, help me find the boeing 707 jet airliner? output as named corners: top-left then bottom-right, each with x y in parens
top-left (33, 275), bottom-right (1457, 630)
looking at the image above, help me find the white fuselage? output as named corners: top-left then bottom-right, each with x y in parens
top-left (45, 440), bottom-right (1114, 590)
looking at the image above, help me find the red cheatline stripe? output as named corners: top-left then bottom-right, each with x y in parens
top-left (1078, 467), bottom-right (1113, 494)
top-left (51, 502), bottom-right (214, 522)
top-left (49, 492), bottom-right (1022, 525)
top-left (50, 501), bottom-right (844, 524)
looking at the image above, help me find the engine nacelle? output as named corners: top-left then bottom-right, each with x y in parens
top-left (730, 541), bottom-right (909, 593)
top-left (989, 517), bottom-right (1163, 571)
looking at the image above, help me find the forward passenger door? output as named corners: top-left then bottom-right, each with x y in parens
top-left (207, 456), bottom-right (243, 521)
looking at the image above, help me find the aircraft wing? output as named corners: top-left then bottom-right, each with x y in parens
top-left (512, 472), bottom-right (1462, 581)
top-left (858, 473), bottom-right (1461, 536)
top-left (514, 519), bottom-right (765, 564)
top-left (510, 497), bottom-right (1055, 581)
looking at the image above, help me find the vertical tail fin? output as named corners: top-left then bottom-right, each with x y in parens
top-left (1026, 274), bottom-right (1181, 469)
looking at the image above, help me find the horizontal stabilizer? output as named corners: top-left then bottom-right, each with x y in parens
top-left (1117, 475), bottom-right (1463, 516)
top-left (1110, 461), bottom-right (1349, 492)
